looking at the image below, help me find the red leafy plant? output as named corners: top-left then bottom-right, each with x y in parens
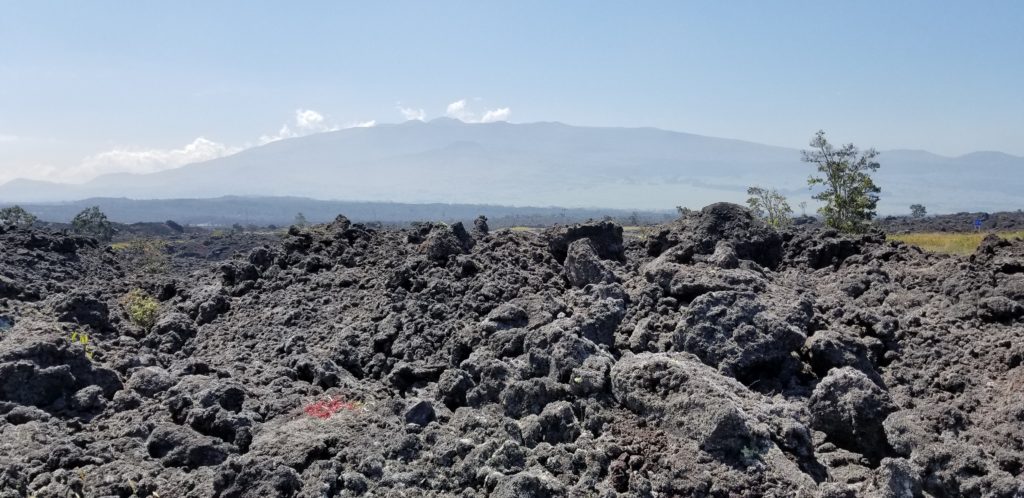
top-left (303, 396), bottom-right (363, 419)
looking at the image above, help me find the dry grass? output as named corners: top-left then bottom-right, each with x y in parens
top-left (890, 231), bottom-right (1024, 255)
top-left (109, 241), bottom-right (132, 251)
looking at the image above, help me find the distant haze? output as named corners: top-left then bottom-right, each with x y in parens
top-left (3, 119), bottom-right (1022, 215)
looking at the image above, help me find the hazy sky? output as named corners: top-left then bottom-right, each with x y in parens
top-left (2, 1), bottom-right (1022, 184)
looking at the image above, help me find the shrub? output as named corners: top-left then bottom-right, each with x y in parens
top-left (120, 238), bottom-right (169, 274)
top-left (746, 186), bottom-right (793, 227)
top-left (72, 206), bottom-right (115, 241)
top-left (0, 205), bottom-right (38, 227)
top-left (122, 289), bottom-right (159, 330)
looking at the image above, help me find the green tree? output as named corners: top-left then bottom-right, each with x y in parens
top-left (294, 212), bottom-right (308, 227)
top-left (803, 130), bottom-right (881, 233)
top-left (0, 205), bottom-right (38, 227)
top-left (71, 206), bottom-right (114, 241)
top-left (746, 186), bottom-right (793, 228)
top-left (910, 204), bottom-right (927, 219)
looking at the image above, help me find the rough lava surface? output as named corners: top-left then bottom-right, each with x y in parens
top-left (1, 204), bottom-right (1023, 497)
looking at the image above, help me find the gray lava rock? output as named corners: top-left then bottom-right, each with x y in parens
top-left (4, 207), bottom-right (1024, 497)
top-left (610, 353), bottom-right (802, 469)
top-left (650, 203), bottom-right (783, 268)
top-left (563, 239), bottom-right (617, 287)
top-left (148, 312), bottom-right (197, 352)
top-left (404, 399), bottom-right (436, 427)
top-left (706, 241), bottom-right (740, 269)
top-left (810, 367), bottom-right (895, 460)
top-left (543, 220), bottom-right (625, 263)
top-left (127, 366), bottom-right (174, 397)
top-left (49, 291), bottom-right (110, 329)
top-left (980, 296), bottom-right (1023, 321)
top-left (146, 424), bottom-right (228, 468)
top-left (644, 260), bottom-right (766, 301)
top-left (419, 224), bottom-right (466, 262)
top-left (520, 401), bottom-right (580, 447)
top-left (863, 458), bottom-right (922, 498)
top-left (803, 329), bottom-right (877, 380)
top-left (187, 286), bottom-right (229, 325)
top-left (501, 378), bottom-right (562, 418)
top-left (70, 385), bottom-right (106, 411)
top-left (473, 215), bottom-right (490, 236)
top-left (673, 290), bottom-right (811, 385)
top-left (437, 368), bottom-right (474, 409)
top-left (0, 324), bottom-right (122, 409)
top-left (492, 470), bottom-right (567, 498)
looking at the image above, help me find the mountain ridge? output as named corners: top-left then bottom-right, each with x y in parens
top-left (3, 120), bottom-right (1022, 213)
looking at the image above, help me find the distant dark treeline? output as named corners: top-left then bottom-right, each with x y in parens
top-left (12, 196), bottom-right (675, 228)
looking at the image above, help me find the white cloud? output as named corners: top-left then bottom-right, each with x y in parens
top-left (481, 107), bottom-right (511, 123)
top-left (398, 106), bottom-right (426, 121)
top-left (259, 108), bottom-right (344, 145)
top-left (61, 137), bottom-right (240, 182)
top-left (295, 109), bottom-right (323, 129)
top-left (5, 107), bottom-right (380, 184)
top-left (446, 99), bottom-right (470, 120)
top-left (446, 99), bottom-right (511, 123)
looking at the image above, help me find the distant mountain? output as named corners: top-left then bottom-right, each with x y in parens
top-left (3, 119), bottom-right (1022, 214)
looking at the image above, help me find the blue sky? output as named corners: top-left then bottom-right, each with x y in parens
top-left (1, 1), bottom-right (1022, 183)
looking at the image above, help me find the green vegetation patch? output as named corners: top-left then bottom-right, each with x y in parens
top-left (122, 289), bottom-right (160, 330)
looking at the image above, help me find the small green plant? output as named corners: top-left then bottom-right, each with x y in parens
top-left (122, 289), bottom-right (160, 330)
top-left (69, 330), bottom-right (95, 361)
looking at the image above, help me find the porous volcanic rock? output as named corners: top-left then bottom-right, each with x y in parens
top-left (1, 203), bottom-right (1023, 497)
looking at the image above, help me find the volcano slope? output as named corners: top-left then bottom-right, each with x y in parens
top-left (1, 203), bottom-right (1023, 497)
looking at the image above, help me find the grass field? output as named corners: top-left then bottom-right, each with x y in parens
top-left (890, 231), bottom-right (1024, 255)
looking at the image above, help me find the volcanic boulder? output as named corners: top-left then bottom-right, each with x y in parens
top-left (672, 290), bottom-right (812, 386)
top-left (649, 203), bottom-right (783, 268)
top-left (810, 367), bottom-right (895, 460)
top-left (563, 239), bottom-right (617, 287)
top-left (543, 220), bottom-right (624, 263)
